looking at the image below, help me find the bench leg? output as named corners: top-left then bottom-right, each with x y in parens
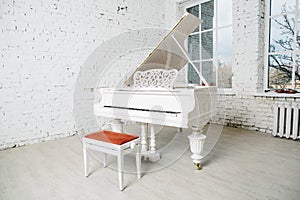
top-left (117, 151), bottom-right (124, 191)
top-left (136, 143), bottom-right (141, 179)
top-left (83, 143), bottom-right (88, 177)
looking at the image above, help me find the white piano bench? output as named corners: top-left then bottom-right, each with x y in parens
top-left (82, 130), bottom-right (141, 191)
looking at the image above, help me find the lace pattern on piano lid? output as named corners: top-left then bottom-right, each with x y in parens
top-left (133, 69), bottom-right (178, 89)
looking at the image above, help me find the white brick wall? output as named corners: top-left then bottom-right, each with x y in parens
top-left (232, 0), bottom-right (265, 94)
top-left (0, 0), bottom-right (167, 150)
top-left (0, 0), bottom-right (296, 150)
top-left (213, 93), bottom-right (300, 134)
top-left (211, 0), bottom-right (270, 130)
top-left (212, 0), bottom-right (298, 135)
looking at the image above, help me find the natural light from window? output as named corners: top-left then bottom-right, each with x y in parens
top-left (266, 0), bottom-right (300, 90)
top-left (184, 0), bottom-right (233, 88)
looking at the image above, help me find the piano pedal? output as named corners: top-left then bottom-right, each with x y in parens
top-left (142, 156), bottom-right (149, 161)
top-left (141, 152), bottom-right (161, 162)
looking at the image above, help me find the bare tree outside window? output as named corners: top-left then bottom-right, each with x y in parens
top-left (267, 1), bottom-right (300, 90)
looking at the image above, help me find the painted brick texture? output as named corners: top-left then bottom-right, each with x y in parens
top-left (0, 0), bottom-right (167, 149)
top-left (212, 0), bottom-right (297, 135)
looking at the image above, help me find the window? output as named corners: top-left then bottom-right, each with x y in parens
top-left (183, 0), bottom-right (233, 88)
top-left (265, 0), bottom-right (300, 90)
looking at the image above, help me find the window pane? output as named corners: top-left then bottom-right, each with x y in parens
top-left (217, 58), bottom-right (232, 88)
top-left (295, 54), bottom-right (300, 89)
top-left (188, 62), bottom-right (200, 84)
top-left (201, 0), bottom-right (214, 31)
top-left (201, 31), bottom-right (213, 59)
top-left (188, 34), bottom-right (200, 60)
top-left (270, 0), bottom-right (296, 16)
top-left (213, 30), bottom-right (217, 57)
top-left (218, 0), bottom-right (232, 27)
top-left (269, 15), bottom-right (295, 53)
top-left (187, 5), bottom-right (199, 32)
top-left (268, 54), bottom-right (293, 89)
top-left (297, 14), bottom-right (300, 50)
top-left (202, 60), bottom-right (216, 86)
top-left (185, 0), bottom-right (232, 89)
top-left (218, 27), bottom-right (232, 59)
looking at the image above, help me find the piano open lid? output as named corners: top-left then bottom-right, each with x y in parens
top-left (124, 13), bottom-right (202, 87)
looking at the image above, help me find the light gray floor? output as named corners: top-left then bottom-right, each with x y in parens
top-left (0, 125), bottom-right (300, 200)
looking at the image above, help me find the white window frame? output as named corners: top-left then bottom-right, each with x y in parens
top-left (179, 0), bottom-right (233, 90)
top-left (264, 0), bottom-right (300, 90)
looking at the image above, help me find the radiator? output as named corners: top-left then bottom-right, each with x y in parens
top-left (273, 102), bottom-right (300, 140)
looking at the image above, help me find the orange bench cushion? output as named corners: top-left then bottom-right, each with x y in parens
top-left (84, 130), bottom-right (139, 145)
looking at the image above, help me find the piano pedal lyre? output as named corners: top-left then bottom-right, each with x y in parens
top-left (140, 123), bottom-right (161, 162)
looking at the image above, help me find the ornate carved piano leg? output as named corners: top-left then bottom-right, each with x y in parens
top-left (188, 126), bottom-right (207, 170)
top-left (111, 119), bottom-right (123, 132)
top-left (140, 123), bottom-right (148, 152)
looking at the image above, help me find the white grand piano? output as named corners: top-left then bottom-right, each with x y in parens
top-left (94, 13), bottom-right (217, 169)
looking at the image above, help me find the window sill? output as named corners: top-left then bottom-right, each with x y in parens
top-left (253, 92), bottom-right (300, 98)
